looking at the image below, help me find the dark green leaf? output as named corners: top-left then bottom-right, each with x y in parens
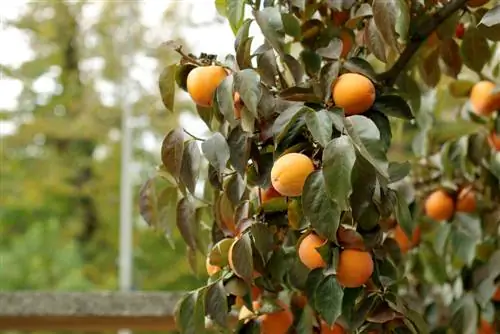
top-left (478, 5), bottom-right (500, 27)
top-left (364, 18), bottom-right (387, 63)
top-left (373, 95), bottom-right (413, 120)
top-left (251, 223), bottom-right (274, 263)
top-left (390, 188), bottom-right (415, 241)
top-left (344, 115), bottom-right (389, 181)
top-left (295, 305), bottom-right (314, 334)
top-left (228, 233), bottom-right (254, 282)
top-left (227, 0), bottom-right (246, 34)
top-left (177, 197), bottom-right (197, 250)
top-left (225, 172), bottom-right (246, 206)
top-left (450, 213), bottom-right (482, 266)
top-left (322, 135), bottom-right (356, 210)
top-left (205, 281), bottom-right (229, 327)
top-left (257, 49), bottom-right (280, 87)
top-left (316, 38), bottom-right (343, 60)
top-left (342, 57), bottom-right (378, 82)
top-left (272, 104), bottom-right (308, 146)
top-left (159, 64), bottom-right (177, 112)
top-left (216, 75), bottom-right (237, 127)
top-left (300, 49), bottom-right (322, 77)
top-left (254, 7), bottom-right (285, 57)
top-left (320, 61), bottom-right (340, 103)
top-left (461, 27), bottom-right (491, 72)
top-left (180, 141), bottom-right (202, 194)
top-left (234, 69), bottom-right (262, 117)
top-left (302, 171), bottom-right (341, 242)
top-left (235, 18), bottom-right (253, 52)
top-left (305, 109), bottom-right (333, 147)
top-left (314, 275), bottom-right (344, 326)
top-left (237, 37), bottom-right (254, 70)
top-left (282, 13), bottom-right (301, 38)
top-left (174, 290), bottom-right (206, 334)
top-left (202, 133), bottom-right (230, 174)
top-left (283, 54), bottom-right (305, 85)
top-left (440, 38), bottom-right (462, 79)
top-left (161, 128), bottom-right (184, 180)
top-left (139, 178), bottom-right (158, 228)
top-left (451, 293), bottom-right (478, 334)
top-left (227, 126), bottom-right (251, 175)
top-left (388, 161), bottom-right (410, 183)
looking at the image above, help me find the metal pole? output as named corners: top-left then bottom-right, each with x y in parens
top-left (118, 11), bottom-right (133, 334)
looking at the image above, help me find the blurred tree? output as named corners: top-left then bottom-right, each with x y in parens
top-left (0, 0), bottom-right (205, 292)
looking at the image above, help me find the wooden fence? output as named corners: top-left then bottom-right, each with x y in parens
top-left (0, 291), bottom-right (189, 331)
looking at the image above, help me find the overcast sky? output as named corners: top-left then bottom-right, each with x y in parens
top-left (0, 1), bottom-right (263, 138)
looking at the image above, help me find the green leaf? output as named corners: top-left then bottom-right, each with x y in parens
top-left (364, 18), bottom-right (387, 63)
top-left (254, 7), bottom-right (285, 57)
top-left (316, 38), bottom-right (343, 60)
top-left (157, 186), bottom-right (179, 246)
top-left (202, 133), bottom-right (230, 174)
top-left (227, 126), bottom-right (251, 176)
top-left (281, 13), bottom-right (301, 38)
top-left (227, 0), bottom-right (246, 34)
top-left (320, 61), bottom-right (340, 103)
top-left (272, 104), bottom-right (308, 146)
top-left (390, 188), bottom-right (415, 241)
top-left (205, 281), bottom-right (229, 327)
top-left (344, 115), bottom-right (389, 181)
top-left (373, 94), bottom-right (413, 120)
top-left (234, 69), bottom-right (262, 118)
top-left (159, 64), bottom-right (177, 112)
top-left (342, 57), bottom-right (378, 82)
top-left (450, 213), bottom-right (482, 266)
top-left (174, 290), bottom-right (206, 334)
top-left (478, 5), bottom-right (500, 27)
top-left (236, 37), bottom-right (254, 70)
top-left (372, 0), bottom-right (408, 51)
top-left (305, 109), bottom-right (333, 147)
top-left (215, 0), bottom-right (227, 17)
top-left (138, 178), bottom-right (158, 228)
top-left (418, 47), bottom-right (441, 88)
top-left (161, 128), bottom-right (184, 180)
top-left (461, 27), bottom-right (491, 72)
top-left (216, 75), bottom-right (237, 128)
top-left (180, 141), bottom-right (202, 194)
top-left (176, 197), bottom-right (197, 250)
top-left (322, 135), bottom-right (356, 211)
top-left (251, 223), bottom-right (274, 263)
top-left (449, 80), bottom-right (474, 98)
top-left (350, 157), bottom-right (380, 231)
top-left (429, 119), bottom-right (483, 143)
top-left (440, 38), bottom-right (462, 79)
top-left (302, 171), bottom-right (341, 242)
top-left (234, 19), bottom-right (253, 52)
top-left (228, 233), bottom-right (254, 282)
top-left (388, 161), bottom-right (410, 183)
top-left (314, 275), bottom-right (344, 327)
top-left (451, 293), bottom-right (478, 334)
top-left (295, 305), bottom-right (314, 334)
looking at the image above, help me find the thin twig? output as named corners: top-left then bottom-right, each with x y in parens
top-left (183, 129), bottom-right (205, 141)
top-left (378, 0), bottom-right (469, 86)
top-left (175, 46), bottom-right (203, 66)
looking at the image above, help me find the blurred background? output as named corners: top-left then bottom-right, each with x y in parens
top-left (0, 1), bottom-right (243, 333)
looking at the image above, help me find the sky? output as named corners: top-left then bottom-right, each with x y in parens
top-left (0, 0), bottom-right (264, 138)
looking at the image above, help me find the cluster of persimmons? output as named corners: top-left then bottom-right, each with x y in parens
top-left (181, 33), bottom-right (499, 333)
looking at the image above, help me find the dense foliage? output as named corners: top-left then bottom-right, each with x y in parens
top-left (148, 0), bottom-right (500, 333)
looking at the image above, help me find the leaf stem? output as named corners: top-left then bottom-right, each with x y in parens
top-left (378, 0), bottom-right (469, 86)
top-left (183, 129), bottom-right (205, 141)
top-left (175, 46), bottom-right (203, 66)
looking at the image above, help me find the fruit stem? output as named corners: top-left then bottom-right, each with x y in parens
top-left (183, 128), bottom-right (206, 141)
top-left (378, 0), bottom-right (469, 86)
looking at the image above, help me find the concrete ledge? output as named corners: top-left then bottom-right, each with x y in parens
top-left (0, 291), bottom-right (187, 331)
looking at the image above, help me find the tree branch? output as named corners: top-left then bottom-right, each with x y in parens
top-left (378, 0), bottom-right (469, 86)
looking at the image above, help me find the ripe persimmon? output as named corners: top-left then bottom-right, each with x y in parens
top-left (492, 286), bottom-right (500, 301)
top-left (320, 321), bottom-right (345, 334)
top-left (470, 80), bottom-right (500, 116)
top-left (424, 189), bottom-right (455, 221)
top-left (298, 233), bottom-right (327, 270)
top-left (205, 257), bottom-right (221, 276)
top-left (256, 300), bottom-right (294, 334)
top-left (186, 65), bottom-right (228, 107)
top-left (393, 225), bottom-right (421, 254)
top-left (337, 249), bottom-right (374, 288)
top-left (332, 73), bottom-right (376, 116)
top-left (487, 132), bottom-right (500, 151)
top-left (456, 187), bottom-right (477, 213)
top-left (467, 0), bottom-right (490, 8)
top-left (478, 318), bottom-right (495, 334)
top-left (271, 153), bottom-right (315, 197)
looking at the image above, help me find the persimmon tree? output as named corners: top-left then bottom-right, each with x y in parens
top-left (140, 0), bottom-right (500, 333)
